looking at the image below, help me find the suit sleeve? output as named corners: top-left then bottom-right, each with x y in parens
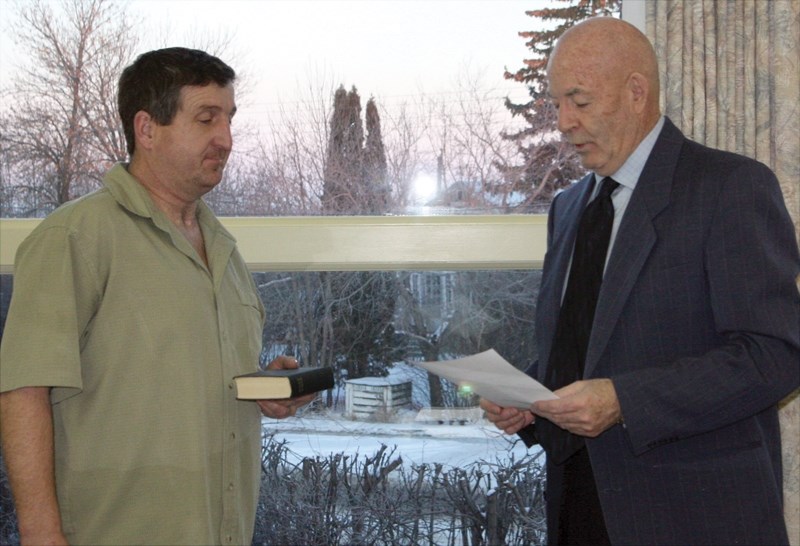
top-left (518, 191), bottom-right (563, 448)
top-left (614, 159), bottom-right (800, 454)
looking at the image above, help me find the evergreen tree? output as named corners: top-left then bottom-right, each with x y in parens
top-left (322, 85), bottom-right (365, 213)
top-left (363, 97), bottom-right (390, 214)
top-left (499, 0), bottom-right (621, 206)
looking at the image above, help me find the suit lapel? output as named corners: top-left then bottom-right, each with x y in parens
top-left (584, 119), bottom-right (687, 376)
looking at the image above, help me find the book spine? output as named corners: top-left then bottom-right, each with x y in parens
top-left (288, 369), bottom-right (332, 397)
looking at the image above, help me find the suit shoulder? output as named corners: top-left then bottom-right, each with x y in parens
top-left (682, 139), bottom-right (775, 181)
top-left (553, 175), bottom-right (593, 204)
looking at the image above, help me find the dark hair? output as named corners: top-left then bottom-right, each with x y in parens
top-left (118, 47), bottom-right (236, 156)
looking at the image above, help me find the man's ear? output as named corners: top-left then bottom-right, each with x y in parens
top-left (133, 111), bottom-right (156, 151)
top-left (627, 72), bottom-right (649, 115)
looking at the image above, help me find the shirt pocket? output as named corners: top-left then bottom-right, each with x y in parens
top-left (225, 280), bottom-right (265, 375)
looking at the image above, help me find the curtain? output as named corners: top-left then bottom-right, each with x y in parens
top-left (645, 1), bottom-right (800, 542)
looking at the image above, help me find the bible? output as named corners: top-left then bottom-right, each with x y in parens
top-left (233, 367), bottom-right (334, 400)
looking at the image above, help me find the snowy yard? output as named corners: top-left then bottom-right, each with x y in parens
top-left (256, 410), bottom-right (549, 546)
top-left (263, 361), bottom-right (542, 468)
top-left (263, 410), bottom-right (539, 469)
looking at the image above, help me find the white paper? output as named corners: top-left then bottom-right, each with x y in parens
top-left (413, 349), bottom-right (558, 409)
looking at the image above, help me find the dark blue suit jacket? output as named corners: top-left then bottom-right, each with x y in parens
top-left (529, 117), bottom-right (800, 545)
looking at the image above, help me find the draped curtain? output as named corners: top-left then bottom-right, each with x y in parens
top-left (645, 1), bottom-right (800, 541)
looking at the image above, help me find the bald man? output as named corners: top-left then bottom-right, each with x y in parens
top-left (482, 17), bottom-right (799, 546)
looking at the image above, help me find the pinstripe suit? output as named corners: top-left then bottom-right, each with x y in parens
top-left (529, 117), bottom-right (800, 545)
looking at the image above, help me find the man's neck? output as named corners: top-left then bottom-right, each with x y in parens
top-left (127, 158), bottom-right (200, 230)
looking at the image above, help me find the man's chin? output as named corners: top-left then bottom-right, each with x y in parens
top-left (575, 152), bottom-right (603, 174)
top-left (197, 172), bottom-right (225, 193)
top-left (576, 155), bottom-right (595, 171)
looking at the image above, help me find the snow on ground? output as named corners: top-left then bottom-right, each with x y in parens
top-left (261, 361), bottom-right (542, 469)
top-left (263, 411), bottom-right (538, 469)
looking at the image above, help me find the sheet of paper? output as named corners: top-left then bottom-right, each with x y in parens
top-left (413, 349), bottom-right (557, 409)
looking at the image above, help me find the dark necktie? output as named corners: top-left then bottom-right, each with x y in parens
top-left (538, 176), bottom-right (619, 465)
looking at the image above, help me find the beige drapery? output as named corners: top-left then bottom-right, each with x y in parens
top-left (645, 1), bottom-right (800, 542)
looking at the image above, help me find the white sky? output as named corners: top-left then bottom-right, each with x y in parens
top-left (0, 0), bottom-right (547, 126)
top-left (134, 0), bottom-right (541, 111)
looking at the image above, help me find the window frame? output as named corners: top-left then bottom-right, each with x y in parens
top-left (0, 215), bottom-right (548, 274)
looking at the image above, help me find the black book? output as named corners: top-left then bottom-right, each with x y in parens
top-left (233, 367), bottom-right (334, 400)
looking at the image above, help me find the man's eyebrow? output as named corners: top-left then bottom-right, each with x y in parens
top-left (194, 104), bottom-right (237, 117)
top-left (547, 87), bottom-right (584, 100)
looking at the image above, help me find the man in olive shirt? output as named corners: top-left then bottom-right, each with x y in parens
top-left (0, 48), bottom-right (313, 545)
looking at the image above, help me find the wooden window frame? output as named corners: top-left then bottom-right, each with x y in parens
top-left (0, 215), bottom-right (547, 274)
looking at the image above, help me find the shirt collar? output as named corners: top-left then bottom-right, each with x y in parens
top-left (103, 163), bottom-right (235, 243)
top-left (594, 115), bottom-right (665, 191)
top-left (103, 163), bottom-right (158, 219)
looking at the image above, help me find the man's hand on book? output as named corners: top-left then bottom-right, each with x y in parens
top-left (480, 398), bottom-right (535, 435)
top-left (256, 356), bottom-right (316, 419)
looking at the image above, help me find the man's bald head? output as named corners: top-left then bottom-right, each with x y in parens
top-left (548, 17), bottom-right (660, 117)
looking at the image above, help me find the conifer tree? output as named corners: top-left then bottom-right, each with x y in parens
top-left (363, 97), bottom-right (390, 214)
top-left (500, 0), bottom-right (621, 205)
top-left (322, 85), bottom-right (365, 213)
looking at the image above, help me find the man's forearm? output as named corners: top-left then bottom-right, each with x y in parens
top-left (0, 387), bottom-right (65, 542)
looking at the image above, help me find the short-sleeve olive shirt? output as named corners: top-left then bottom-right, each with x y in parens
top-left (0, 164), bottom-right (266, 545)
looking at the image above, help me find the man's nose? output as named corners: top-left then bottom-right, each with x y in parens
top-left (556, 103), bottom-right (577, 134)
top-left (215, 119), bottom-right (233, 150)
